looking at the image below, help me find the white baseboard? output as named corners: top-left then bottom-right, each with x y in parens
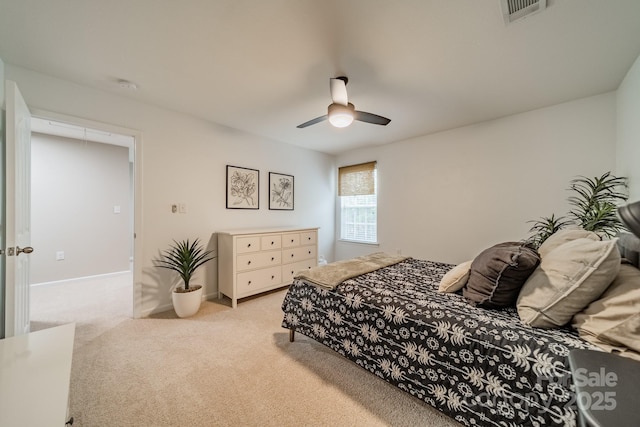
top-left (203, 291), bottom-right (219, 301)
top-left (142, 302), bottom-right (174, 317)
top-left (31, 270), bottom-right (132, 288)
top-left (140, 290), bottom-right (221, 318)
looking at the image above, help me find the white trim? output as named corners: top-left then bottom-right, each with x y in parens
top-left (203, 291), bottom-right (221, 302)
top-left (30, 270), bottom-right (131, 288)
top-left (142, 302), bottom-right (174, 317)
top-left (338, 239), bottom-right (380, 246)
top-left (141, 293), bottom-right (221, 317)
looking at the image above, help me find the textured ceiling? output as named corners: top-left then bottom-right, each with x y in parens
top-left (1, 0), bottom-right (640, 154)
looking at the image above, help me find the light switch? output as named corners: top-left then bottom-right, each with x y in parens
top-left (56, 251), bottom-right (65, 261)
top-left (179, 203), bottom-right (186, 213)
top-left (113, 205), bottom-right (121, 214)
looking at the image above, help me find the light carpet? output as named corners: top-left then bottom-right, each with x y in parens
top-left (33, 281), bottom-right (462, 426)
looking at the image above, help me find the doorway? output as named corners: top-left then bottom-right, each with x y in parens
top-left (28, 114), bottom-right (141, 332)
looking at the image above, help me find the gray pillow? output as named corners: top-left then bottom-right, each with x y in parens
top-left (463, 242), bottom-right (540, 308)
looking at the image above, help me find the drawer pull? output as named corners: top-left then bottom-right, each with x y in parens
top-left (271, 257), bottom-right (275, 261)
top-left (271, 275), bottom-right (275, 279)
top-left (291, 254), bottom-right (294, 258)
top-left (248, 281), bottom-right (252, 285)
top-left (291, 239), bottom-right (294, 243)
top-left (308, 250), bottom-right (311, 254)
top-left (291, 271), bottom-right (294, 274)
top-left (248, 261), bottom-right (251, 265)
top-left (271, 241), bottom-right (274, 245)
top-left (247, 243), bottom-right (251, 248)
top-left (308, 237), bottom-right (311, 241)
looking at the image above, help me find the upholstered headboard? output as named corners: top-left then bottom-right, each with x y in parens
top-left (618, 232), bottom-right (640, 268)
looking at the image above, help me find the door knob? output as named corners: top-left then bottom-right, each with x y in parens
top-left (16, 246), bottom-right (34, 255)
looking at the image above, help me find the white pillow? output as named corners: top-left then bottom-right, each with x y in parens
top-left (517, 238), bottom-right (620, 328)
top-left (572, 263), bottom-right (640, 358)
top-left (438, 260), bottom-right (472, 293)
top-left (537, 228), bottom-right (600, 258)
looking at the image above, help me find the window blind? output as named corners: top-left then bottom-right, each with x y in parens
top-left (338, 161), bottom-right (377, 196)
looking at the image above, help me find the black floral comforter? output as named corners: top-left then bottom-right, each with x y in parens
top-left (281, 258), bottom-right (598, 427)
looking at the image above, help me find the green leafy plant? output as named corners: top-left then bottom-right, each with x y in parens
top-left (155, 238), bottom-right (215, 291)
top-left (567, 172), bottom-right (628, 237)
top-left (526, 214), bottom-right (572, 249)
top-left (526, 172), bottom-right (628, 248)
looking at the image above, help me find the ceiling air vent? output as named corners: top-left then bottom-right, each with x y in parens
top-left (501, 0), bottom-right (546, 24)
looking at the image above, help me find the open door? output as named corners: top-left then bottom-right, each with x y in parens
top-left (3, 80), bottom-right (32, 337)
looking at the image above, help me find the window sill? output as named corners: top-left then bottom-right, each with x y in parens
top-left (338, 239), bottom-right (379, 246)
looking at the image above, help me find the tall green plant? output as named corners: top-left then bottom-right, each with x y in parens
top-left (526, 172), bottom-right (628, 248)
top-left (567, 172), bottom-right (628, 237)
top-left (155, 238), bottom-right (215, 290)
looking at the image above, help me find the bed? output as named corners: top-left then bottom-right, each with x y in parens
top-left (281, 235), bottom-right (640, 427)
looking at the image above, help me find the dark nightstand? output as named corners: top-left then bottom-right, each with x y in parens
top-left (568, 349), bottom-right (640, 427)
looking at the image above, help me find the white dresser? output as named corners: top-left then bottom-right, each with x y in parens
top-left (217, 227), bottom-right (319, 308)
top-left (0, 323), bottom-right (75, 427)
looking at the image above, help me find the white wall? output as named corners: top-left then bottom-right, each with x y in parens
top-left (5, 64), bottom-right (336, 316)
top-left (336, 92), bottom-right (617, 264)
top-left (617, 53), bottom-right (640, 200)
top-left (30, 133), bottom-right (131, 284)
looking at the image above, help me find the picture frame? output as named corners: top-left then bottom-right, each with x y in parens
top-left (226, 165), bottom-right (259, 209)
top-left (269, 172), bottom-right (294, 210)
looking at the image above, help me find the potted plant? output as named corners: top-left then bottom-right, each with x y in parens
top-left (155, 238), bottom-right (215, 318)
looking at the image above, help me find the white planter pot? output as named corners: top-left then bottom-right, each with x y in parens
top-left (172, 285), bottom-right (203, 318)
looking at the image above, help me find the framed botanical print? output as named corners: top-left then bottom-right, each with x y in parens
top-left (226, 165), bottom-right (259, 209)
top-left (269, 172), bottom-right (294, 210)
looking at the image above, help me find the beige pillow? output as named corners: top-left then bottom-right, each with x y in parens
top-left (517, 238), bottom-right (620, 328)
top-left (572, 263), bottom-right (640, 358)
top-left (438, 260), bottom-right (472, 293)
top-left (538, 228), bottom-right (600, 258)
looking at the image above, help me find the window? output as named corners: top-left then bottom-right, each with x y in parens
top-left (339, 161), bottom-right (377, 243)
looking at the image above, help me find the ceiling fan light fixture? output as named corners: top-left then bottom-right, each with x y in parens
top-left (296, 79), bottom-right (390, 129)
top-left (328, 103), bottom-right (355, 128)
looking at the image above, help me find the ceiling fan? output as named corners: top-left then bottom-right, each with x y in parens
top-left (297, 76), bottom-right (391, 129)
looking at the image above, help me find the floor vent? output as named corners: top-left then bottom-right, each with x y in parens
top-left (501, 0), bottom-right (546, 24)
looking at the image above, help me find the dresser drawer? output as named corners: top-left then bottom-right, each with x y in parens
top-left (282, 233), bottom-right (300, 248)
top-left (300, 231), bottom-right (317, 246)
top-left (282, 246), bottom-right (316, 264)
top-left (282, 259), bottom-right (317, 284)
top-left (237, 266), bottom-right (282, 295)
top-left (236, 236), bottom-right (260, 253)
top-left (261, 235), bottom-right (282, 250)
top-left (236, 250), bottom-right (281, 272)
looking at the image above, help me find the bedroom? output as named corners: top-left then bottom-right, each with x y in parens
top-left (1, 0), bottom-right (640, 425)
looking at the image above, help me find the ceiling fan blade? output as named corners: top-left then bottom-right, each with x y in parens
top-left (296, 115), bottom-right (328, 128)
top-left (354, 111), bottom-right (391, 126)
top-left (330, 78), bottom-right (349, 106)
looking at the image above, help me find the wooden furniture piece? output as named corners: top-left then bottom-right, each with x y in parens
top-left (0, 323), bottom-right (76, 427)
top-left (568, 349), bottom-right (640, 427)
top-left (217, 227), bottom-right (318, 308)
